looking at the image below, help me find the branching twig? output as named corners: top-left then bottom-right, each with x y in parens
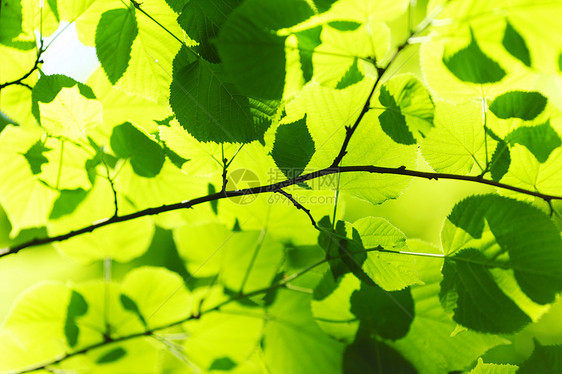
top-left (15, 246), bottom-right (382, 374)
top-left (0, 41), bottom-right (44, 91)
top-left (2, 164), bottom-right (561, 259)
top-left (275, 188), bottom-right (318, 229)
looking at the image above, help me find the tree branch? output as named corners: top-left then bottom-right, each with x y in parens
top-left (0, 42), bottom-right (44, 91)
top-left (2, 164), bottom-right (560, 259)
top-left (15, 246), bottom-right (382, 374)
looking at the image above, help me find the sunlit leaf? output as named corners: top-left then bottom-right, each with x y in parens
top-left (489, 91), bottom-right (547, 121)
top-left (271, 115), bottom-right (315, 179)
top-left (443, 29), bottom-right (506, 84)
top-left (95, 8), bottom-right (138, 84)
top-left (502, 20), bottom-right (531, 67)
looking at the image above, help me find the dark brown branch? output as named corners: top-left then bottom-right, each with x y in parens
top-left (2, 164), bottom-right (561, 259)
top-left (275, 188), bottom-right (318, 229)
top-left (0, 42), bottom-right (44, 91)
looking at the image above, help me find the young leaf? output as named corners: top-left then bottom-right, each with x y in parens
top-left (64, 290), bottom-right (89, 347)
top-left (440, 248), bottom-right (532, 333)
top-left (489, 139), bottom-right (510, 182)
top-left (507, 120), bottom-right (561, 163)
top-left (22, 140), bottom-right (51, 175)
top-left (518, 341), bottom-right (562, 373)
top-left (350, 282), bottom-right (414, 340)
top-left (177, 0), bottom-right (242, 63)
top-left (378, 74), bottom-right (434, 145)
top-left (263, 289), bottom-right (344, 374)
top-left (295, 26), bottom-right (322, 83)
top-left (170, 55), bottom-right (277, 143)
top-left (469, 358), bottom-right (518, 373)
top-left (95, 8), bottom-right (138, 84)
top-left (443, 29), bottom-right (506, 84)
top-left (50, 189), bottom-right (89, 219)
top-left (31, 74), bottom-right (96, 125)
top-left (353, 217), bottom-right (422, 291)
top-left (271, 115), bottom-right (315, 179)
top-left (502, 20), bottom-right (531, 67)
top-left (96, 347), bottom-right (127, 364)
top-left (489, 91), bottom-right (547, 120)
top-left (215, 0), bottom-right (315, 99)
top-left (445, 195), bottom-right (562, 305)
top-left (221, 231), bottom-right (284, 294)
top-left (110, 122), bottom-right (165, 178)
top-left (344, 329), bottom-right (417, 374)
top-left (119, 294), bottom-right (147, 327)
top-left (335, 57), bottom-right (365, 89)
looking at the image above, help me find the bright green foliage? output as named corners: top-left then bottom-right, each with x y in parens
top-left (502, 20), bottom-right (531, 67)
top-left (170, 49), bottom-right (278, 143)
top-left (1, 0), bottom-right (562, 373)
top-left (489, 91), bottom-right (547, 121)
top-left (177, 0), bottom-right (242, 63)
top-left (110, 122), bottom-right (165, 177)
top-left (443, 29), bottom-right (506, 84)
top-left (469, 359), bottom-right (518, 374)
top-left (271, 115), bottom-right (315, 178)
top-left (215, 0), bottom-right (315, 99)
top-left (507, 121), bottom-right (561, 163)
top-left (95, 8), bottom-right (138, 84)
top-left (377, 74), bottom-right (434, 145)
top-left (518, 341), bottom-right (562, 373)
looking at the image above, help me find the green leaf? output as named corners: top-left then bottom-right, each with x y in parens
top-left (446, 194), bottom-right (562, 305)
top-left (221, 231), bottom-right (284, 294)
top-left (440, 248), bottom-right (532, 333)
top-left (64, 290), bottom-right (88, 348)
top-left (328, 21), bottom-right (361, 31)
top-left (489, 139), bottom-right (510, 182)
top-left (335, 57), bottom-right (365, 90)
top-left (558, 53), bottom-right (562, 71)
top-left (110, 122), bottom-right (165, 178)
top-left (350, 282), bottom-right (414, 340)
top-left (294, 26), bottom-right (322, 83)
top-left (502, 20), bottom-right (531, 67)
top-left (378, 74), bottom-right (434, 145)
top-left (421, 100), bottom-right (492, 174)
top-left (95, 8), bottom-right (138, 84)
top-left (177, 0), bottom-right (242, 63)
top-left (31, 74), bottom-right (96, 124)
top-left (120, 267), bottom-right (192, 329)
top-left (313, 0), bottom-right (337, 12)
top-left (518, 341), bottom-right (562, 373)
top-left (344, 330), bottom-right (416, 374)
top-left (489, 91), bottom-right (547, 120)
top-left (507, 120), bottom-right (561, 163)
top-left (215, 0), bottom-right (315, 99)
top-left (50, 188), bottom-right (89, 219)
top-left (271, 115), bottom-right (315, 179)
top-left (392, 240), bottom-right (507, 374)
top-left (170, 54), bottom-right (277, 143)
top-left (0, 0), bottom-right (23, 44)
top-left (119, 294), bottom-right (147, 327)
top-left (353, 217), bottom-right (422, 291)
top-left (443, 29), bottom-right (506, 84)
top-left (96, 347), bottom-right (127, 364)
top-left (22, 140), bottom-right (50, 175)
top-left (469, 358), bottom-right (518, 374)
top-left (263, 289), bottom-right (344, 374)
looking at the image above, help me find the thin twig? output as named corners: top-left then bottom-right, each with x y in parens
top-left (275, 188), bottom-right (318, 229)
top-left (1, 164), bottom-right (561, 258)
